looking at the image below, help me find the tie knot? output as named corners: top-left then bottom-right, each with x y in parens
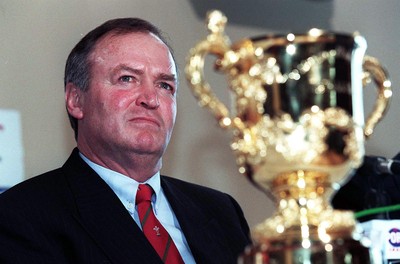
top-left (136, 184), bottom-right (154, 205)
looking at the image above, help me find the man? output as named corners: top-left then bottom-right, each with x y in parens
top-left (0, 18), bottom-right (251, 263)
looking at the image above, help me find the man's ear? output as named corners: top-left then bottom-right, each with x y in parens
top-left (65, 83), bottom-right (84, 120)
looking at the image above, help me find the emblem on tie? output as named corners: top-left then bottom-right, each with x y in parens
top-left (153, 226), bottom-right (161, 236)
top-left (136, 184), bottom-right (184, 262)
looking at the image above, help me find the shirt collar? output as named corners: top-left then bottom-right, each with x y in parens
top-left (79, 152), bottom-right (161, 206)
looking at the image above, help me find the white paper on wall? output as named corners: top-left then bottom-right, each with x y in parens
top-left (0, 109), bottom-right (24, 191)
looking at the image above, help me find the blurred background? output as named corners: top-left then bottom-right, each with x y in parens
top-left (0, 0), bottom-right (398, 227)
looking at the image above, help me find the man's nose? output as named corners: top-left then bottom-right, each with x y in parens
top-left (136, 84), bottom-right (160, 109)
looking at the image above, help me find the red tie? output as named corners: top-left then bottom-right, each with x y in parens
top-left (136, 184), bottom-right (184, 264)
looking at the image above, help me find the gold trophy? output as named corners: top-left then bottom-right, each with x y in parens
top-left (185, 10), bottom-right (392, 263)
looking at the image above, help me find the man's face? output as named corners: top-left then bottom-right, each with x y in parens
top-left (75, 32), bottom-right (177, 160)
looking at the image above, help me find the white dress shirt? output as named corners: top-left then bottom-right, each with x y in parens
top-left (80, 153), bottom-right (196, 263)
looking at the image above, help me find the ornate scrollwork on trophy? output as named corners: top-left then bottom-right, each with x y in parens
top-left (186, 10), bottom-right (392, 263)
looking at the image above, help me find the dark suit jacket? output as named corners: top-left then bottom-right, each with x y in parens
top-left (0, 148), bottom-right (251, 263)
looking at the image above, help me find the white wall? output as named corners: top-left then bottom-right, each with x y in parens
top-left (1, 0), bottom-right (399, 227)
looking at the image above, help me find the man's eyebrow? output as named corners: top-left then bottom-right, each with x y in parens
top-left (110, 65), bottom-right (176, 82)
top-left (110, 64), bottom-right (144, 76)
top-left (157, 73), bottom-right (177, 82)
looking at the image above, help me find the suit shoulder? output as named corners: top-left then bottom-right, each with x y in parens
top-left (0, 168), bottom-right (68, 206)
top-left (160, 175), bottom-right (242, 211)
top-left (161, 175), bottom-right (252, 245)
top-left (161, 175), bottom-right (228, 197)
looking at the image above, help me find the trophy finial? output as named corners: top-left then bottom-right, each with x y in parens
top-left (206, 10), bottom-right (227, 34)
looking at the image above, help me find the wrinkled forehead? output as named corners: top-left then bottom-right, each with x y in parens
top-left (90, 31), bottom-right (178, 76)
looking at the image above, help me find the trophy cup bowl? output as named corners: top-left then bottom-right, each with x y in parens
top-left (185, 10), bottom-right (392, 263)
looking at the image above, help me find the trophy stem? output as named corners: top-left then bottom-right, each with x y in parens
top-left (239, 170), bottom-right (372, 263)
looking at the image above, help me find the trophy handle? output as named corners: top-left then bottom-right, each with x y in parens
top-left (185, 10), bottom-right (234, 129)
top-left (362, 55), bottom-right (392, 138)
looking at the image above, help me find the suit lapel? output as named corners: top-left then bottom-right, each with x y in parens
top-left (61, 149), bottom-right (240, 263)
top-left (161, 178), bottom-right (234, 264)
top-left (62, 149), bottom-right (163, 264)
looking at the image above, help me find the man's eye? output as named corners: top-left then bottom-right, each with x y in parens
top-left (119, 75), bottom-right (133, 82)
top-left (159, 82), bottom-right (173, 91)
